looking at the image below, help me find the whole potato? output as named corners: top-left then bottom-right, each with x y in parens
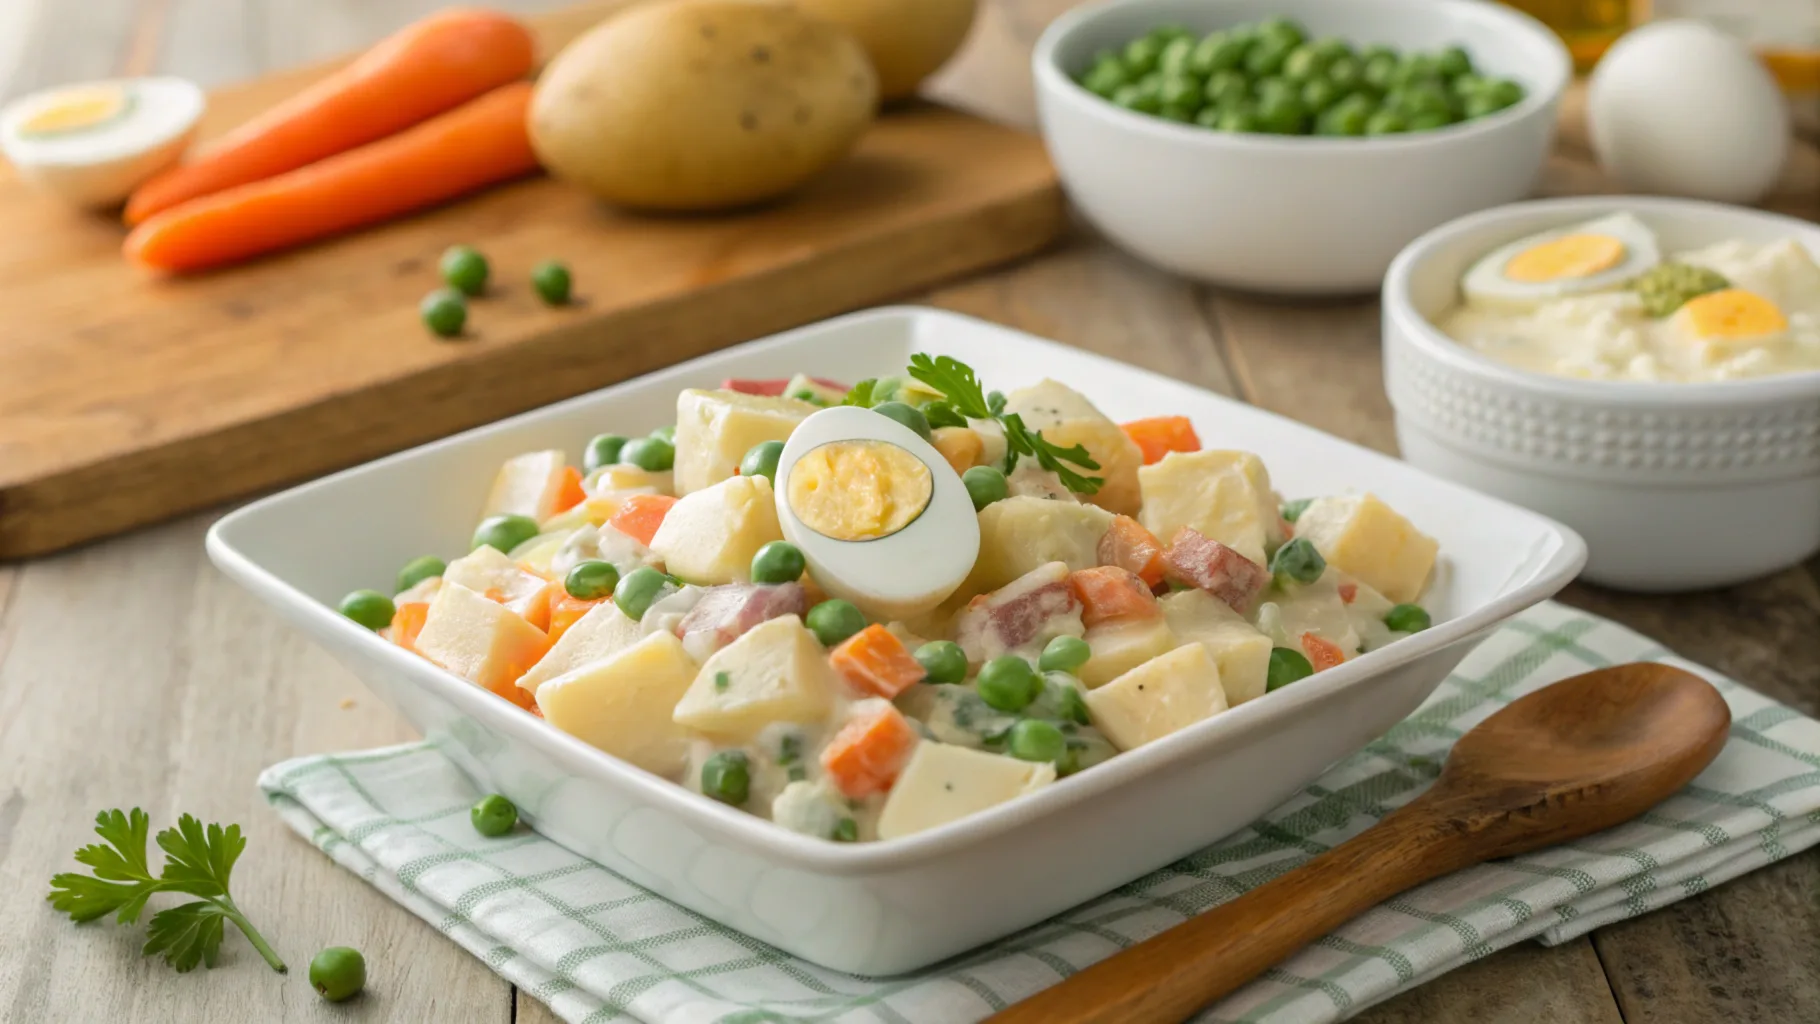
top-left (530, 0), bottom-right (878, 211)
top-left (782, 0), bottom-right (977, 101)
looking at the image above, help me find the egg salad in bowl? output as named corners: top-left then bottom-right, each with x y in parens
top-left (333, 357), bottom-right (1441, 843)
top-left (1438, 211), bottom-right (1820, 382)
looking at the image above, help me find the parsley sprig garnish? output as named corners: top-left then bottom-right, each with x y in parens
top-left (906, 353), bottom-right (1103, 494)
top-left (47, 809), bottom-right (287, 973)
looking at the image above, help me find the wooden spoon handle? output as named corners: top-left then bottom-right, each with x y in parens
top-left (986, 802), bottom-right (1470, 1024)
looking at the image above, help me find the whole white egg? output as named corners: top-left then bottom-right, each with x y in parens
top-left (1587, 21), bottom-right (1788, 205)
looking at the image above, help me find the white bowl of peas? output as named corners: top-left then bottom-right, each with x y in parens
top-left (1032, 0), bottom-right (1572, 294)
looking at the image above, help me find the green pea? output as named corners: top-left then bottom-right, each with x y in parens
top-left (1112, 83), bottom-right (1161, 114)
top-left (869, 401), bottom-right (932, 440)
top-left (1267, 647), bottom-right (1315, 692)
top-left (338, 590), bottom-right (395, 631)
top-left (1280, 497), bottom-right (1314, 522)
top-left (470, 793), bottom-right (518, 836)
top-left (1435, 45), bottom-right (1474, 79)
top-left (1150, 23), bottom-right (1194, 44)
top-left (1326, 56), bottom-right (1363, 92)
top-left (395, 555), bottom-right (445, 594)
top-left (1041, 672), bottom-right (1093, 725)
top-left (1310, 37), bottom-right (1352, 64)
top-left (620, 436), bottom-right (674, 471)
top-left (1365, 109), bottom-right (1408, 135)
top-left (977, 656), bottom-right (1040, 712)
top-left (1407, 110), bottom-right (1455, 132)
top-left (1385, 603), bottom-right (1433, 633)
top-left (1193, 106), bottom-right (1223, 128)
top-left (1359, 44), bottom-right (1398, 65)
top-left (701, 750), bottom-right (750, 806)
top-left (1192, 32), bottom-right (1250, 75)
top-left (649, 425), bottom-right (677, 445)
top-left (531, 260), bottom-right (572, 305)
top-left (750, 541), bottom-right (806, 584)
top-left (962, 465), bottom-right (1008, 511)
top-left (1316, 100), bottom-right (1371, 136)
top-left (1282, 45), bottom-right (1325, 83)
top-left (1082, 63), bottom-right (1127, 98)
top-left (1159, 75), bottom-right (1203, 111)
top-left (1244, 39), bottom-right (1291, 77)
top-left (1256, 17), bottom-right (1307, 49)
top-left (309, 946), bottom-right (366, 1003)
top-left (1123, 36), bottom-right (1163, 76)
top-left (420, 288), bottom-right (467, 338)
top-left (584, 433), bottom-right (629, 472)
top-left (1203, 69), bottom-right (1250, 107)
top-left (1269, 536), bottom-right (1327, 584)
top-left (1158, 36), bottom-right (1195, 77)
top-left (740, 440), bottom-right (784, 482)
top-left (440, 245), bottom-right (489, 296)
top-left (1008, 719), bottom-right (1066, 763)
top-left (472, 514), bottom-right (539, 554)
top-left (613, 566), bottom-right (674, 621)
top-left (564, 559), bottom-right (620, 600)
top-left (1257, 95), bottom-right (1307, 134)
top-left (1253, 76), bottom-right (1297, 104)
top-left (1398, 83), bottom-right (1455, 117)
top-left (1300, 77), bottom-right (1342, 114)
top-left (1483, 78), bottom-right (1525, 108)
top-left (1451, 72), bottom-right (1488, 97)
top-left (806, 599), bottom-right (866, 647)
top-left (915, 640), bottom-right (968, 684)
top-left (832, 817), bottom-right (858, 842)
top-left (1358, 54), bottom-right (1396, 93)
top-left (1217, 107), bottom-right (1261, 133)
top-left (1038, 635), bottom-right (1091, 674)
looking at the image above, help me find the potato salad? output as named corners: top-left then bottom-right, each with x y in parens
top-left (336, 358), bottom-right (1441, 843)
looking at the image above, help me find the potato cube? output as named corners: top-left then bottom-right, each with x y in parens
top-left (876, 742), bottom-right (1056, 840)
top-left (672, 615), bottom-right (837, 741)
top-left (1293, 494), bottom-right (1438, 603)
top-left (929, 426), bottom-right (984, 474)
top-left (1138, 450), bottom-right (1282, 565)
top-left (483, 450), bottom-right (569, 521)
top-left (517, 601), bottom-right (643, 696)
top-left (673, 388), bottom-right (817, 495)
top-left (1080, 617), bottom-right (1177, 689)
top-left (537, 632), bottom-right (698, 777)
top-left (964, 495), bottom-right (1116, 596)
top-left (442, 544), bottom-right (554, 621)
top-left (1159, 590), bottom-right (1271, 705)
top-left (1003, 379), bottom-right (1144, 516)
top-left (414, 583), bottom-right (551, 694)
top-left (1085, 643), bottom-right (1229, 751)
top-left (649, 474), bottom-right (783, 585)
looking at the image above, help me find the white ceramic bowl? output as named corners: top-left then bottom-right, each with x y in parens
top-left (208, 307), bottom-right (1584, 975)
top-left (1385, 196), bottom-right (1820, 593)
top-left (1032, 0), bottom-right (1572, 294)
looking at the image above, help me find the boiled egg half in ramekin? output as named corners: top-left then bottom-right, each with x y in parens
top-left (1, 77), bottom-right (204, 208)
top-left (1462, 212), bottom-right (1662, 312)
top-left (775, 406), bottom-right (980, 622)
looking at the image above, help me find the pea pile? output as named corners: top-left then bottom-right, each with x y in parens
top-left (1077, 18), bottom-right (1526, 136)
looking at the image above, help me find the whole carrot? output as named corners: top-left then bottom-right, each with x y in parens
top-left (125, 82), bottom-right (538, 273)
top-left (124, 8), bottom-right (535, 225)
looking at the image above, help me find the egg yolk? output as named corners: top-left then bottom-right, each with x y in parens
top-left (788, 440), bottom-right (932, 542)
top-left (18, 86), bottom-right (133, 138)
top-left (1503, 233), bottom-right (1627, 283)
top-left (1676, 288), bottom-right (1789, 341)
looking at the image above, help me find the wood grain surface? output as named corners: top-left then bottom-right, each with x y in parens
top-left (2, 2), bottom-right (1816, 1023)
top-left (0, 0), bottom-right (1065, 561)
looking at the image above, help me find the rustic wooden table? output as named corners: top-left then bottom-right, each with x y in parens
top-left (2, 2), bottom-right (1816, 1021)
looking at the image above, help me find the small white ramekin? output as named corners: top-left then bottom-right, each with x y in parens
top-left (1384, 195), bottom-right (1820, 592)
top-left (1033, 0), bottom-right (1572, 294)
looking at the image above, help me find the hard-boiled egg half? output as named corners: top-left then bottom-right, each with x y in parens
top-left (775, 406), bottom-right (980, 621)
top-left (1462, 213), bottom-right (1661, 311)
top-left (1, 77), bottom-right (204, 208)
top-left (1673, 288), bottom-right (1791, 363)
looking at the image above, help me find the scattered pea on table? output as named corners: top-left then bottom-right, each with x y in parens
top-left (531, 260), bottom-right (572, 305)
top-left (420, 288), bottom-right (467, 338)
top-left (309, 946), bottom-right (367, 1003)
top-left (470, 794), bottom-right (518, 837)
top-left (439, 245), bottom-right (489, 296)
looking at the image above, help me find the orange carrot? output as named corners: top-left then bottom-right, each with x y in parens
top-left (1302, 632), bottom-right (1345, 672)
top-left (390, 601), bottom-right (430, 652)
top-left (829, 624), bottom-right (927, 699)
top-left (608, 494), bottom-right (679, 547)
top-left (1097, 515), bottom-right (1166, 588)
top-left (1069, 566), bottom-right (1160, 629)
top-left (124, 82), bottom-right (539, 273)
top-left (547, 593), bottom-right (603, 644)
top-left (124, 8), bottom-right (535, 225)
top-left (1337, 582), bottom-right (1358, 605)
top-left (1121, 416), bottom-right (1202, 465)
top-left (553, 466), bottom-right (587, 514)
top-left (820, 701), bottom-right (919, 799)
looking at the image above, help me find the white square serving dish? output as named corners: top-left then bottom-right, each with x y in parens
top-left (208, 306), bottom-right (1585, 975)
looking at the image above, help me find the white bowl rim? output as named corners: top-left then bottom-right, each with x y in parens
top-left (1383, 194), bottom-right (1820, 405)
top-left (1032, 0), bottom-right (1573, 154)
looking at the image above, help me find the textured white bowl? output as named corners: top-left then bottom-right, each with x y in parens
top-left (1032, 0), bottom-right (1572, 294)
top-left (209, 307), bottom-right (1583, 975)
top-left (1384, 196), bottom-right (1820, 593)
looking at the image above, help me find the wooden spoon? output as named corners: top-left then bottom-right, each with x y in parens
top-left (988, 663), bottom-right (1731, 1024)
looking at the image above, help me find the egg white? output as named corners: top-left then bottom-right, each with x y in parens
top-left (1461, 213), bottom-right (1661, 312)
top-left (774, 406), bottom-right (980, 622)
top-left (1, 77), bottom-right (205, 208)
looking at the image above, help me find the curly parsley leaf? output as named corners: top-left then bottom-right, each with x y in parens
top-left (906, 355), bottom-right (991, 419)
top-left (921, 401), bottom-right (968, 430)
top-left (1002, 413), bottom-right (1103, 495)
top-left (908, 353), bottom-right (1104, 494)
top-left (48, 810), bottom-right (286, 974)
top-left (840, 379), bottom-right (878, 408)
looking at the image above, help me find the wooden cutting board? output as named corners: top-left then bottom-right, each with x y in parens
top-left (0, 2), bottom-right (1065, 559)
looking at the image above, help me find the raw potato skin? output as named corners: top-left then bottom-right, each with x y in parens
top-left (530, 0), bottom-right (879, 211)
top-left (781, 0), bottom-right (978, 101)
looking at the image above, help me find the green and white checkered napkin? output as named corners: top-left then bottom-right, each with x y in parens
top-left (259, 601), bottom-right (1820, 1024)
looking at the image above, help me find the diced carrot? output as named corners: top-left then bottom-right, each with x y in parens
top-left (521, 582), bottom-right (558, 632)
top-left (829, 624), bottom-right (927, 699)
top-left (609, 493), bottom-right (678, 547)
top-left (1120, 416), bottom-right (1202, 465)
top-left (820, 700), bottom-right (920, 799)
top-left (488, 633), bottom-right (550, 712)
top-left (547, 593), bottom-right (603, 644)
top-left (1302, 633), bottom-right (1345, 672)
top-left (1097, 515), bottom-right (1166, 588)
top-left (1068, 566), bottom-right (1160, 629)
top-left (553, 466), bottom-right (587, 514)
top-left (516, 560), bottom-right (553, 581)
top-left (482, 587), bottom-right (507, 603)
top-left (390, 602), bottom-right (430, 652)
top-left (1337, 582), bottom-right (1358, 605)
